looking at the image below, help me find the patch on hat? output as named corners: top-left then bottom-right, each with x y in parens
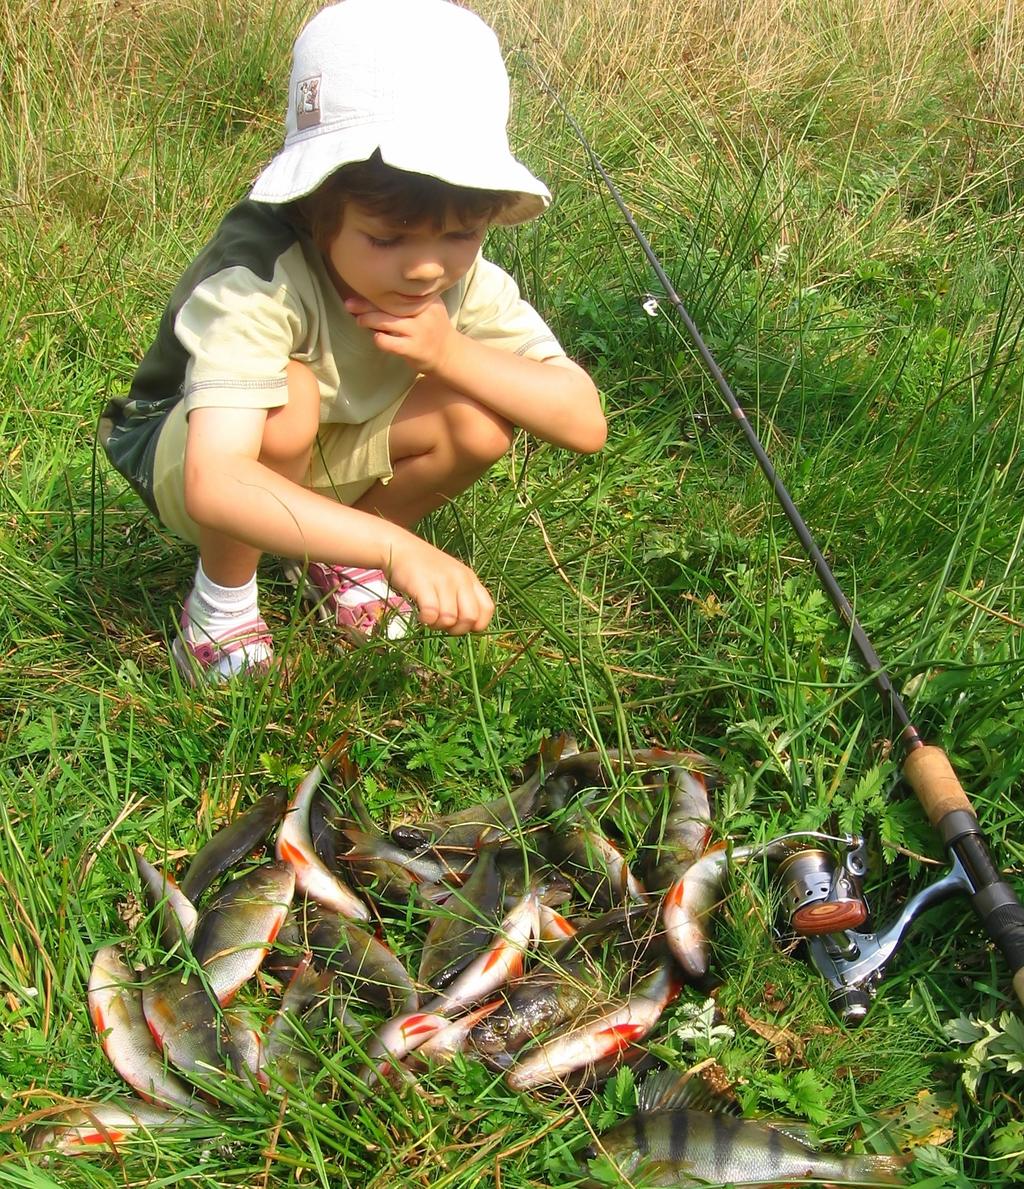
top-left (295, 75), bottom-right (322, 131)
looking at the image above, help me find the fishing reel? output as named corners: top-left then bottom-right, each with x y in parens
top-left (769, 832), bottom-right (973, 1024)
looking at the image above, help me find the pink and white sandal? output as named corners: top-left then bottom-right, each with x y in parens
top-left (285, 562), bottom-right (415, 641)
top-left (170, 608), bottom-right (275, 686)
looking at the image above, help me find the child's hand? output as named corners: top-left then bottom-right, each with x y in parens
top-left (387, 539), bottom-right (494, 635)
top-left (345, 296), bottom-right (457, 375)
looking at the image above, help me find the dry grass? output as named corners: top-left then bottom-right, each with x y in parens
top-left (4, 0), bottom-right (1022, 235)
top-left (484, 0), bottom-right (1024, 122)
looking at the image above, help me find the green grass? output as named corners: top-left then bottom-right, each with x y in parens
top-left (2, 0), bottom-right (1024, 1184)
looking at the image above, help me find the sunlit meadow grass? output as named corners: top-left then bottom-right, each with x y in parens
top-left (2, 0), bottom-right (1023, 1184)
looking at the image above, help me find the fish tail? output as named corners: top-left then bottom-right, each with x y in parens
top-left (345, 779), bottom-right (377, 832)
top-left (338, 828), bottom-right (382, 859)
top-left (321, 735), bottom-right (351, 776)
top-left (847, 1152), bottom-right (910, 1184)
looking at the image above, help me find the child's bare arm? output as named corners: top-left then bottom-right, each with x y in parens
top-left (183, 405), bottom-right (494, 634)
top-left (346, 297), bottom-right (606, 453)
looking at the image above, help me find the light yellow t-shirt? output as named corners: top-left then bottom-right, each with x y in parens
top-left (98, 199), bottom-right (565, 516)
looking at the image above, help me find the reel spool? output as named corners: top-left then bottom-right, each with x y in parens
top-left (775, 846), bottom-right (869, 936)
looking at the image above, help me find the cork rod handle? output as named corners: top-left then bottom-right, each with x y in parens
top-left (902, 745), bottom-right (973, 827)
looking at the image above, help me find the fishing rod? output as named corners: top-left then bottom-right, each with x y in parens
top-left (526, 60), bottom-right (1024, 1011)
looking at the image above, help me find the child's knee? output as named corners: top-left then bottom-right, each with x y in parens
top-left (445, 397), bottom-right (514, 468)
top-left (261, 361), bottom-right (321, 464)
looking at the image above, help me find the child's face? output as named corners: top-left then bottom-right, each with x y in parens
top-left (326, 202), bottom-right (488, 317)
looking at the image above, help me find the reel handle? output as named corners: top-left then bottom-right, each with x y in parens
top-left (792, 899), bottom-right (868, 936)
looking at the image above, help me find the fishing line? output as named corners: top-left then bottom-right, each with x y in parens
top-left (520, 54), bottom-right (1024, 1009)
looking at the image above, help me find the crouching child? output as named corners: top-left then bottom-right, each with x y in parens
top-left (99, 0), bottom-right (605, 685)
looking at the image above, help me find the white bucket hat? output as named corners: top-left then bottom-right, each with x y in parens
top-left (250, 0), bottom-right (550, 225)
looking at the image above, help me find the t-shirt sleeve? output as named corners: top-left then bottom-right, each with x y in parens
top-left (175, 263), bottom-right (305, 414)
top-left (455, 257), bottom-right (566, 361)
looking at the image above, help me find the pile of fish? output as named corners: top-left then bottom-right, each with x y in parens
top-left (32, 736), bottom-right (906, 1184)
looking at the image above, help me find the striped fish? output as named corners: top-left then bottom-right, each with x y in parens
top-left (586, 1070), bottom-right (906, 1185)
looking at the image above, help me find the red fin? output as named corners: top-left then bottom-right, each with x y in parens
top-left (400, 1014), bottom-right (434, 1039)
top-left (481, 942), bottom-right (508, 973)
top-left (81, 1129), bottom-right (125, 1145)
top-left (146, 1016), bottom-right (164, 1049)
top-left (404, 1021), bottom-right (440, 1039)
top-left (278, 839), bottom-right (308, 869)
top-left (663, 977), bottom-right (684, 1007)
top-left (466, 1000), bottom-right (503, 1024)
top-left (595, 1023), bottom-right (645, 1053)
top-left (666, 879), bottom-right (686, 909)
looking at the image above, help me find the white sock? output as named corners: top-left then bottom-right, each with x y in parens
top-left (182, 562), bottom-right (272, 679)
